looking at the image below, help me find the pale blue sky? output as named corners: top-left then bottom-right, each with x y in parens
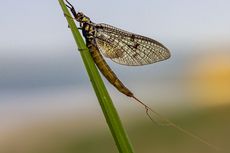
top-left (1, 0), bottom-right (230, 50)
top-left (0, 0), bottom-right (230, 92)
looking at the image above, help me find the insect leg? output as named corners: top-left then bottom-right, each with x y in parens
top-left (63, 13), bottom-right (82, 30)
top-left (65, 0), bottom-right (78, 17)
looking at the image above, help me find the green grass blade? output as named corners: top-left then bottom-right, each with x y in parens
top-left (58, 1), bottom-right (134, 153)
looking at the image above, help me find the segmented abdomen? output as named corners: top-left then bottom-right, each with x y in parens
top-left (87, 42), bottom-right (133, 97)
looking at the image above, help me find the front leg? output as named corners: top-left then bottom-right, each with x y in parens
top-left (63, 13), bottom-right (82, 30)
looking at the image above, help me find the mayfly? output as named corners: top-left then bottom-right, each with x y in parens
top-left (64, 0), bottom-right (218, 149)
top-left (64, 1), bottom-right (170, 110)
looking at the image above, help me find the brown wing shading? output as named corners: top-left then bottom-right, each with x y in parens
top-left (95, 38), bottom-right (123, 59)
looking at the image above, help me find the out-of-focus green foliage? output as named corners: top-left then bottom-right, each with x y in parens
top-left (1, 104), bottom-right (229, 153)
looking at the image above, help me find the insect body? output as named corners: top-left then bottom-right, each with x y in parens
top-left (65, 0), bottom-right (172, 117)
top-left (65, 1), bottom-right (170, 101)
top-left (81, 22), bottom-right (135, 97)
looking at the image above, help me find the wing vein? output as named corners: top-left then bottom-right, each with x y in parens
top-left (94, 23), bottom-right (170, 66)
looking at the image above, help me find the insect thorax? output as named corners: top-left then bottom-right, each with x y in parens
top-left (82, 23), bottom-right (96, 40)
top-left (75, 12), bottom-right (96, 42)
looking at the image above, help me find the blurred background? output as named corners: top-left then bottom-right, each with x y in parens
top-left (1, 0), bottom-right (230, 153)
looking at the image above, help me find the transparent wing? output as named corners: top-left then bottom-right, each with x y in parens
top-left (94, 23), bottom-right (170, 66)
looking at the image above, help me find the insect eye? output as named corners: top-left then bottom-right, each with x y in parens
top-left (74, 13), bottom-right (82, 20)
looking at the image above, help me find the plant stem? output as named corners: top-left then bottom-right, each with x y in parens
top-left (58, 1), bottom-right (135, 153)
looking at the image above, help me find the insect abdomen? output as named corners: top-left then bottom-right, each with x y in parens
top-left (88, 43), bottom-right (133, 97)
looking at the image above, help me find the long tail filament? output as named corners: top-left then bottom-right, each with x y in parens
top-left (132, 96), bottom-right (220, 151)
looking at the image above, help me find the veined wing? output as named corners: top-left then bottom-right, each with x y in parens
top-left (94, 23), bottom-right (170, 66)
